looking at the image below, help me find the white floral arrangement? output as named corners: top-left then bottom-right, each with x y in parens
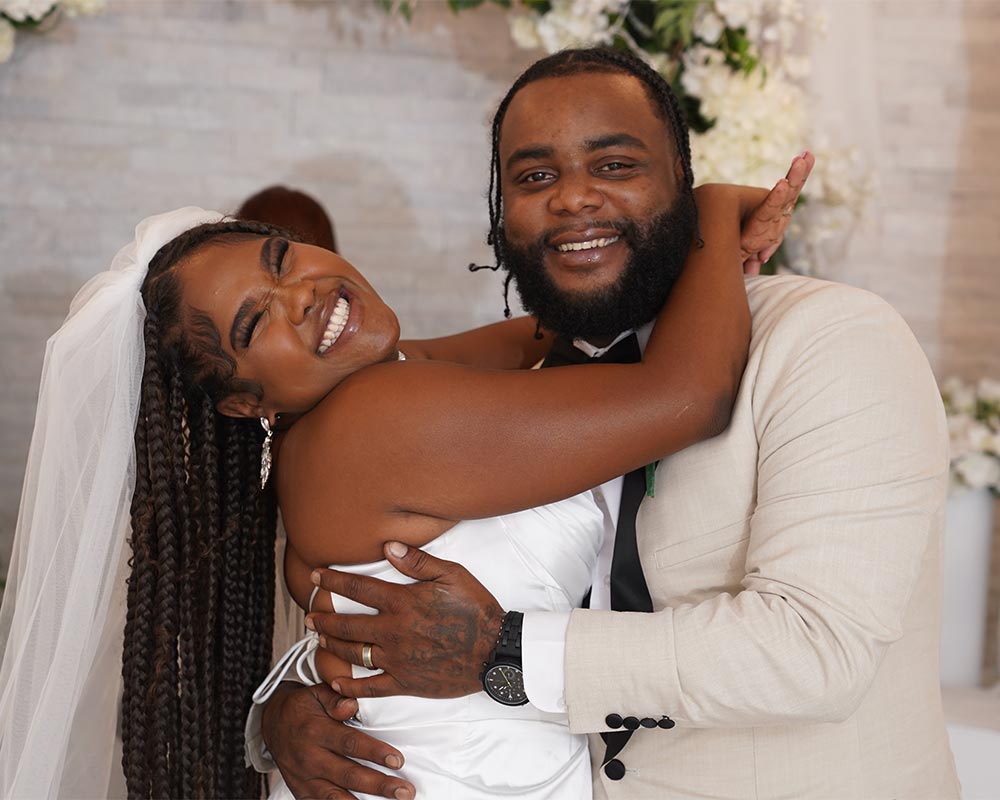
top-left (395, 0), bottom-right (869, 275)
top-left (0, 0), bottom-right (105, 65)
top-left (941, 377), bottom-right (1000, 494)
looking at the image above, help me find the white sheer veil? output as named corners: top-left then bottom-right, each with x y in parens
top-left (0, 207), bottom-right (225, 799)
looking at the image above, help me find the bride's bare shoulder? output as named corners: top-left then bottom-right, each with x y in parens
top-left (272, 360), bottom-right (453, 565)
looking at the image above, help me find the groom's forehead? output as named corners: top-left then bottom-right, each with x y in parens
top-left (498, 72), bottom-right (675, 158)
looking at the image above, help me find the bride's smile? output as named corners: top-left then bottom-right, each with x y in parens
top-left (176, 236), bottom-right (401, 418)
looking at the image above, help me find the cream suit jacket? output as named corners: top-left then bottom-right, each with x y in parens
top-left (566, 276), bottom-right (960, 800)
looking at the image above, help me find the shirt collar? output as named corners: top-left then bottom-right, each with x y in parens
top-left (573, 321), bottom-right (654, 358)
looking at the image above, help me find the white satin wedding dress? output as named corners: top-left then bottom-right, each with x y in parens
top-left (256, 489), bottom-right (610, 800)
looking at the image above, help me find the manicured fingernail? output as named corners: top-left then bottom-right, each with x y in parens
top-left (394, 788), bottom-right (413, 800)
top-left (304, 616), bottom-right (315, 631)
top-left (329, 680), bottom-right (341, 693)
top-left (310, 569), bottom-right (321, 585)
top-left (387, 541), bottom-right (407, 558)
top-left (319, 635), bottom-right (328, 649)
top-left (386, 754), bottom-right (403, 769)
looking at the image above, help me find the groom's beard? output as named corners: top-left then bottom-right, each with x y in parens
top-left (501, 190), bottom-right (698, 340)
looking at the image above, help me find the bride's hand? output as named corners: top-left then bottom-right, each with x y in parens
top-left (737, 151), bottom-right (815, 275)
top-left (307, 542), bottom-right (504, 701)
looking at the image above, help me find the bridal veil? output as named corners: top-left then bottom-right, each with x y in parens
top-left (0, 208), bottom-right (222, 798)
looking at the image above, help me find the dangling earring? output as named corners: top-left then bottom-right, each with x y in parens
top-left (259, 417), bottom-right (273, 490)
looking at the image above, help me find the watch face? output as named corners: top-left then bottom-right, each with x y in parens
top-left (483, 664), bottom-right (527, 706)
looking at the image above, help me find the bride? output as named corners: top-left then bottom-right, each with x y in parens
top-left (0, 161), bottom-right (805, 797)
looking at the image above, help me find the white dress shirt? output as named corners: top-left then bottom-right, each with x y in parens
top-left (522, 322), bottom-right (653, 713)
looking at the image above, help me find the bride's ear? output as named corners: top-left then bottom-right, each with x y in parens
top-left (216, 392), bottom-right (265, 420)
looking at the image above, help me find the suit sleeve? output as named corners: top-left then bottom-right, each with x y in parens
top-left (563, 285), bottom-right (950, 732)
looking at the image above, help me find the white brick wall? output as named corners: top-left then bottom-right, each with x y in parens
top-left (2, 2), bottom-right (998, 667)
top-left (0, 1), bottom-right (538, 573)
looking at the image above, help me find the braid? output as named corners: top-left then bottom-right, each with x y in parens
top-left (194, 397), bottom-right (223, 790)
top-left (124, 220), bottom-right (289, 798)
top-left (477, 46), bottom-right (698, 309)
top-left (173, 370), bottom-right (199, 800)
top-left (123, 312), bottom-right (170, 798)
top-left (122, 330), bottom-right (157, 795)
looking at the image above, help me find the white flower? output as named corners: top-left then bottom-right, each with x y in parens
top-left (642, 50), bottom-right (678, 81)
top-left (966, 421), bottom-right (995, 453)
top-left (508, 14), bottom-right (542, 50)
top-left (570, 0), bottom-right (625, 16)
top-left (685, 61), bottom-right (809, 188)
top-left (693, 8), bottom-right (725, 44)
top-left (0, 0), bottom-right (55, 22)
top-left (533, 1), bottom-right (614, 53)
top-left (503, 1), bottom-right (617, 54)
top-left (713, 0), bottom-right (758, 31)
top-left (944, 376), bottom-right (1000, 491)
top-left (954, 452), bottom-right (1000, 491)
top-left (0, 16), bottom-right (14, 63)
top-left (59, 0), bottom-right (105, 16)
top-left (978, 378), bottom-right (1000, 404)
top-left (942, 376), bottom-right (977, 414)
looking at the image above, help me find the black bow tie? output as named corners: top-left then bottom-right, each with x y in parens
top-left (540, 333), bottom-right (641, 369)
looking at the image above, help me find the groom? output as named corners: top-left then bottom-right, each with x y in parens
top-left (253, 49), bottom-right (958, 799)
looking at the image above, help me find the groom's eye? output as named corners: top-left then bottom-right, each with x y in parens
top-left (523, 171), bottom-right (552, 183)
top-left (598, 161), bottom-right (633, 173)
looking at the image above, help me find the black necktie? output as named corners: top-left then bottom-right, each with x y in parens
top-left (540, 333), bottom-right (655, 779)
top-left (540, 333), bottom-right (653, 613)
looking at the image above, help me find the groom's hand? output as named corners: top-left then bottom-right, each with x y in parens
top-left (308, 541), bottom-right (504, 700)
top-left (261, 681), bottom-right (415, 799)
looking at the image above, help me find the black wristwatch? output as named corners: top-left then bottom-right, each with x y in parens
top-left (480, 610), bottom-right (528, 706)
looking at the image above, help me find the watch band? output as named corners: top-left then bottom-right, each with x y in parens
top-left (493, 610), bottom-right (524, 663)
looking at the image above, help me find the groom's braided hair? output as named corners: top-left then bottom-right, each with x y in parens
top-left (476, 46), bottom-right (696, 316)
top-left (124, 220), bottom-right (297, 799)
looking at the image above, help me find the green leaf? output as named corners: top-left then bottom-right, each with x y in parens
top-left (449, 0), bottom-right (487, 11)
top-left (4, 5), bottom-right (57, 28)
top-left (760, 242), bottom-right (785, 275)
top-left (375, 0), bottom-right (414, 21)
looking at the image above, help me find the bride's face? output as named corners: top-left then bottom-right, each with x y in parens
top-left (176, 236), bottom-right (400, 418)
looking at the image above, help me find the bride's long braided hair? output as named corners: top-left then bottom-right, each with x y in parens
top-left (123, 220), bottom-right (299, 799)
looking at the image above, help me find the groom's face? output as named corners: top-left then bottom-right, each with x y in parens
top-left (498, 71), bottom-right (695, 340)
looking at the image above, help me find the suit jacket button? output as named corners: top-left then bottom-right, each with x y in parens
top-left (623, 716), bottom-right (640, 730)
top-left (658, 716), bottom-right (676, 729)
top-left (640, 717), bottom-right (657, 728)
top-left (605, 713), bottom-right (623, 729)
top-left (604, 758), bottom-right (626, 781)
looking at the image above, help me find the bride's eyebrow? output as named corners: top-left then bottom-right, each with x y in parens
top-left (228, 239), bottom-right (276, 350)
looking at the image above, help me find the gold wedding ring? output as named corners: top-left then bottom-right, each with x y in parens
top-left (362, 642), bottom-right (375, 670)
